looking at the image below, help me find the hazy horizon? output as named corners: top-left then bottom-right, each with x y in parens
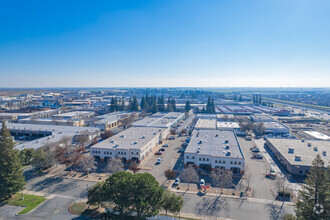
top-left (1, 0), bottom-right (330, 87)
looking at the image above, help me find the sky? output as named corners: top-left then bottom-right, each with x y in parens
top-left (0, 0), bottom-right (330, 88)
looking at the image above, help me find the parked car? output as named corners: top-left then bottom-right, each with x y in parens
top-left (178, 148), bottom-right (185, 153)
top-left (200, 179), bottom-right (205, 187)
top-left (253, 153), bottom-right (263, 159)
top-left (156, 158), bottom-right (163, 164)
top-left (155, 151), bottom-right (163, 155)
top-left (185, 138), bottom-right (191, 142)
top-left (163, 144), bottom-right (169, 147)
top-left (168, 136), bottom-right (175, 140)
top-left (174, 178), bottom-right (180, 185)
top-left (251, 147), bottom-right (260, 152)
top-left (159, 148), bottom-right (165, 151)
top-left (181, 142), bottom-right (189, 147)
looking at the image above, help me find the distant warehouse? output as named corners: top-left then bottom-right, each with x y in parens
top-left (265, 138), bottom-right (330, 176)
top-left (184, 129), bottom-right (245, 174)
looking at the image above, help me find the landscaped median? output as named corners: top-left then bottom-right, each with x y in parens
top-left (3, 193), bottom-right (47, 215)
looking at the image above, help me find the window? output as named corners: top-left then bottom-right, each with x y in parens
top-left (238, 162), bottom-right (241, 165)
top-left (215, 160), bottom-right (218, 163)
top-left (192, 156), bottom-right (194, 159)
top-left (223, 161), bottom-right (226, 164)
top-left (230, 161), bottom-right (233, 164)
top-left (199, 158), bottom-right (201, 161)
top-left (187, 156), bottom-right (189, 159)
top-left (234, 161), bottom-right (237, 164)
top-left (206, 158), bottom-right (209, 161)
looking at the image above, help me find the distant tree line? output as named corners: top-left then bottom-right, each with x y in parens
top-left (140, 94), bottom-right (176, 113)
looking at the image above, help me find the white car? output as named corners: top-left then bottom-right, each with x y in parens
top-left (200, 179), bottom-right (205, 186)
top-left (156, 158), bottom-right (163, 164)
top-left (174, 178), bottom-right (180, 185)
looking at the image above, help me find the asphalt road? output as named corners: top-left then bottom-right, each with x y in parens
top-left (180, 193), bottom-right (295, 220)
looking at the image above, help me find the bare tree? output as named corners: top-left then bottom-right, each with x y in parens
top-left (164, 169), bottom-right (177, 180)
top-left (276, 173), bottom-right (289, 203)
top-left (119, 114), bottom-right (135, 130)
top-left (129, 161), bottom-right (140, 174)
top-left (75, 155), bottom-right (96, 175)
top-left (100, 130), bottom-right (114, 140)
top-left (238, 118), bottom-right (254, 133)
top-left (211, 169), bottom-right (233, 194)
top-left (181, 164), bottom-right (198, 189)
top-left (104, 157), bottom-right (124, 173)
top-left (254, 122), bottom-right (265, 136)
top-left (76, 134), bottom-right (89, 147)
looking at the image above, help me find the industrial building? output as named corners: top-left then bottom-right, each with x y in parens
top-left (90, 112), bottom-right (184, 163)
top-left (18, 117), bottom-right (84, 127)
top-left (92, 111), bottom-right (139, 131)
top-left (262, 121), bottom-right (290, 135)
top-left (52, 111), bottom-right (95, 120)
top-left (3, 123), bottom-right (100, 150)
top-left (184, 129), bottom-right (245, 174)
top-left (90, 127), bottom-right (166, 163)
top-left (250, 114), bottom-right (274, 122)
top-left (265, 138), bottom-right (330, 176)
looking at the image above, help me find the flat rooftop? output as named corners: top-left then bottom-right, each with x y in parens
top-left (185, 129), bottom-right (244, 159)
top-left (217, 121), bottom-right (240, 129)
top-left (251, 114), bottom-right (274, 122)
top-left (263, 121), bottom-right (288, 129)
top-left (304, 131), bottom-right (330, 140)
top-left (267, 138), bottom-right (330, 166)
top-left (91, 127), bottom-right (166, 150)
top-left (195, 119), bottom-right (217, 130)
top-left (53, 111), bottom-right (94, 117)
top-left (3, 123), bottom-right (100, 150)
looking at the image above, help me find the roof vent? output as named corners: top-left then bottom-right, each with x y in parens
top-left (295, 155), bottom-right (301, 161)
top-left (226, 151), bottom-right (231, 156)
top-left (307, 143), bottom-right (311, 147)
top-left (323, 151), bottom-right (327, 156)
top-left (314, 147), bottom-right (318, 151)
top-left (288, 148), bottom-right (294, 154)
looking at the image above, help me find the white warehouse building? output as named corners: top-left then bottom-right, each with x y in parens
top-left (184, 129), bottom-right (245, 174)
top-left (90, 127), bottom-right (166, 163)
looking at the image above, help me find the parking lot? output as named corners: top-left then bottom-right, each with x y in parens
top-left (141, 113), bottom-right (195, 185)
top-left (235, 137), bottom-right (278, 200)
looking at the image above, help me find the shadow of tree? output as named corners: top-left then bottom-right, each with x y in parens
top-left (266, 202), bottom-right (285, 220)
top-left (31, 176), bottom-right (64, 192)
top-left (194, 195), bottom-right (230, 218)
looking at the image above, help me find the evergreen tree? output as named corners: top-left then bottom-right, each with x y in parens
top-left (121, 99), bottom-right (125, 111)
top-left (0, 122), bottom-right (25, 199)
top-left (140, 96), bottom-right (146, 110)
top-left (171, 98), bottom-right (176, 112)
top-left (151, 99), bottom-right (159, 113)
top-left (131, 96), bottom-right (139, 111)
top-left (295, 155), bottom-right (329, 220)
top-left (128, 98), bottom-right (133, 111)
top-left (185, 101), bottom-right (191, 112)
top-left (166, 98), bottom-right (172, 112)
top-left (158, 94), bottom-right (165, 112)
top-left (110, 97), bottom-right (115, 112)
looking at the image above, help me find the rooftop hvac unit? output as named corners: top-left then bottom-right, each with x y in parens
top-left (295, 155), bottom-right (301, 161)
top-left (323, 151), bottom-right (327, 156)
top-left (307, 143), bottom-right (311, 147)
top-left (314, 147), bottom-right (318, 151)
top-left (288, 148), bottom-right (294, 153)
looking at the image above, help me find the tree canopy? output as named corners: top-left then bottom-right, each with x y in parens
top-left (295, 155), bottom-right (329, 220)
top-left (87, 171), bottom-right (178, 219)
top-left (0, 122), bottom-right (25, 199)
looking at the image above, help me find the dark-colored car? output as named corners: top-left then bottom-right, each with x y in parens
top-left (159, 148), bottom-right (165, 152)
top-left (155, 151), bottom-right (163, 155)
